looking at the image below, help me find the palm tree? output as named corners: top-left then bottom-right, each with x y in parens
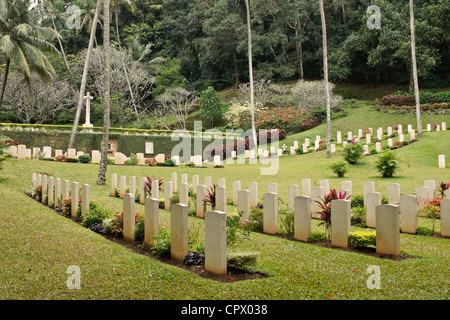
top-left (409, 0), bottom-right (422, 134)
top-left (112, 0), bottom-right (139, 121)
top-left (97, 0), bottom-right (111, 185)
top-left (78, 0), bottom-right (104, 47)
top-left (68, 0), bottom-right (102, 149)
top-left (125, 34), bottom-right (165, 75)
top-left (244, 0), bottom-right (257, 147)
top-left (43, 0), bottom-right (72, 75)
top-left (319, 0), bottom-right (331, 158)
top-left (0, 0), bottom-right (59, 106)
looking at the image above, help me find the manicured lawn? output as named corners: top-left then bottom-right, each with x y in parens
top-left (0, 126), bottom-right (449, 300)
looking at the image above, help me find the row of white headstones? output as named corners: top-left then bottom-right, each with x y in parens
top-left (33, 171), bottom-right (450, 272)
top-left (10, 121), bottom-right (448, 167)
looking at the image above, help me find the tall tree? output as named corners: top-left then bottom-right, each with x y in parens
top-left (68, 0), bottom-right (102, 149)
top-left (409, 0), bottom-right (422, 134)
top-left (0, 0), bottom-right (59, 107)
top-left (244, 0), bottom-right (257, 147)
top-left (319, 0), bottom-right (331, 158)
top-left (97, 0), bottom-right (111, 185)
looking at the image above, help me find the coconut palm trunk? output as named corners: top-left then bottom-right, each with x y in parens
top-left (244, 0), bottom-right (257, 147)
top-left (68, 0), bottom-right (102, 149)
top-left (114, 0), bottom-right (139, 121)
top-left (409, 0), bottom-right (422, 134)
top-left (0, 58), bottom-right (11, 107)
top-left (97, 0), bottom-right (111, 185)
top-left (319, 0), bottom-right (331, 158)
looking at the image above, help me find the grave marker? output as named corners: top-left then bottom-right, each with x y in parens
top-left (55, 178), bottom-right (61, 207)
top-left (441, 199), bottom-right (450, 238)
top-left (376, 204), bottom-right (400, 256)
top-left (288, 185), bottom-right (299, 210)
top-left (232, 180), bottom-right (241, 205)
top-left (400, 195), bottom-right (417, 234)
top-left (123, 194), bottom-right (136, 242)
top-left (238, 190), bottom-right (251, 223)
top-left (81, 184), bottom-right (89, 217)
top-left (249, 182), bottom-right (258, 208)
top-left (205, 210), bottom-right (227, 275)
top-left (366, 192), bottom-right (381, 228)
top-left (71, 182), bottom-right (79, 218)
top-left (215, 186), bottom-right (227, 213)
top-left (171, 204), bottom-right (189, 261)
top-left (196, 185), bottom-right (207, 218)
top-left (331, 199), bottom-right (351, 248)
top-left (263, 192), bottom-right (278, 234)
top-left (294, 196), bottom-right (311, 241)
top-left (164, 181), bottom-right (173, 210)
top-left (144, 198), bottom-right (159, 247)
top-left (388, 183), bottom-right (401, 206)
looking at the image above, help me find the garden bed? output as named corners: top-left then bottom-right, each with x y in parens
top-left (27, 192), bottom-right (271, 283)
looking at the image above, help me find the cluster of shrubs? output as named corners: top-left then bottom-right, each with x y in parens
top-left (378, 91), bottom-right (450, 114)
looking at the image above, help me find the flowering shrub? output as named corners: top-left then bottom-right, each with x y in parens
top-left (143, 174), bottom-right (163, 198)
top-left (110, 212), bottom-right (142, 237)
top-left (226, 210), bottom-right (254, 248)
top-left (55, 155), bottom-right (67, 162)
top-left (315, 189), bottom-right (351, 239)
top-left (203, 185), bottom-right (217, 210)
top-left (380, 95), bottom-right (415, 106)
top-left (145, 157), bottom-right (157, 166)
top-left (204, 129), bottom-right (286, 159)
top-left (223, 101), bottom-right (266, 129)
top-left (255, 107), bottom-right (308, 132)
top-left (34, 184), bottom-right (43, 201)
top-left (437, 181), bottom-right (449, 198)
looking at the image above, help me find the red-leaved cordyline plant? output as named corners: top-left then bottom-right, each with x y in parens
top-left (203, 184), bottom-right (217, 210)
top-left (315, 189), bottom-right (351, 239)
top-left (144, 174), bottom-right (163, 198)
top-left (438, 181), bottom-right (450, 198)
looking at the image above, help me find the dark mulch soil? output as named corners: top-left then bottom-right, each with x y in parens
top-left (101, 233), bottom-right (271, 283)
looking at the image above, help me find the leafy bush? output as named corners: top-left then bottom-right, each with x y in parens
top-left (330, 161), bottom-right (348, 177)
top-left (145, 157), bottom-right (157, 166)
top-left (375, 151), bottom-right (400, 178)
top-left (256, 106), bottom-right (308, 133)
top-left (199, 86), bottom-right (223, 127)
top-left (249, 207), bottom-right (263, 231)
top-left (227, 210), bottom-right (252, 248)
top-left (351, 193), bottom-right (364, 208)
top-left (343, 143), bottom-right (364, 165)
top-left (307, 232), bottom-right (328, 243)
top-left (290, 80), bottom-right (343, 112)
top-left (151, 227), bottom-right (171, 257)
top-left (82, 205), bottom-right (111, 228)
top-left (227, 251), bottom-right (258, 269)
top-left (295, 148), bottom-right (303, 155)
top-left (78, 155), bottom-right (91, 163)
top-left (223, 101), bottom-right (266, 129)
top-left (135, 218), bottom-right (145, 241)
top-left (55, 155), bottom-right (67, 162)
top-left (351, 206), bottom-right (367, 227)
top-left (125, 154), bottom-right (138, 166)
top-left (278, 206), bottom-right (294, 237)
top-left (349, 230), bottom-right (376, 247)
top-left (66, 157), bottom-right (79, 163)
top-left (110, 212), bottom-right (142, 237)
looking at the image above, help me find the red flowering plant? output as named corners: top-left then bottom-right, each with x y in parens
top-left (438, 181), bottom-right (450, 198)
top-left (315, 189), bottom-right (351, 240)
top-left (144, 174), bottom-right (163, 198)
top-left (255, 107), bottom-right (308, 133)
top-left (110, 212), bottom-right (142, 237)
top-left (203, 184), bottom-right (217, 210)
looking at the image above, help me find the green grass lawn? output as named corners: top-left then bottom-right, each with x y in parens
top-left (0, 125), bottom-right (449, 300)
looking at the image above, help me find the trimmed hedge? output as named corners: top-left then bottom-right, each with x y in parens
top-left (0, 129), bottom-right (217, 157)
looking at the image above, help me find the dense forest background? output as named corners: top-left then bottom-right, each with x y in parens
top-left (60, 0), bottom-right (449, 91)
